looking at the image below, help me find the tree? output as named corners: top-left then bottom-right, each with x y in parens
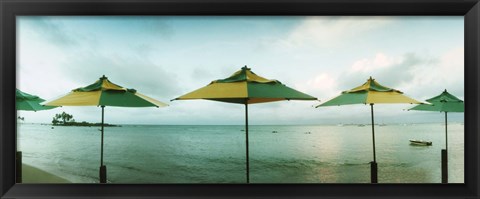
top-left (52, 111), bottom-right (74, 125)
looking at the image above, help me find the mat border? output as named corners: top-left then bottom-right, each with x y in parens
top-left (1, 0), bottom-right (479, 198)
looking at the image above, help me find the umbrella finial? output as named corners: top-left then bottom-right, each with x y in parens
top-left (242, 65), bottom-right (250, 70)
top-left (100, 75), bottom-right (107, 80)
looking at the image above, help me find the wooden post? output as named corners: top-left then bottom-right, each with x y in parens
top-left (100, 165), bottom-right (107, 183)
top-left (16, 151), bottom-right (22, 183)
top-left (441, 149), bottom-right (448, 183)
top-left (370, 161), bottom-right (378, 183)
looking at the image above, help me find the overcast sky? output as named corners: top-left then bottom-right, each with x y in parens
top-left (16, 16), bottom-right (464, 125)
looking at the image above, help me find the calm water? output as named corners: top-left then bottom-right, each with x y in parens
top-left (17, 123), bottom-right (464, 183)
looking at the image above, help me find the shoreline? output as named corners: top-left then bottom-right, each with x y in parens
top-left (22, 163), bottom-right (70, 183)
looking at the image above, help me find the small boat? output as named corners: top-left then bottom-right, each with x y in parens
top-left (272, 131), bottom-right (278, 133)
top-left (409, 139), bottom-right (432, 146)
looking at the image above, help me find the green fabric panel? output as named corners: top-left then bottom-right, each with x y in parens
top-left (98, 90), bottom-right (157, 107)
top-left (409, 104), bottom-right (441, 111)
top-left (439, 102), bottom-right (464, 112)
top-left (74, 80), bottom-right (104, 92)
top-left (16, 89), bottom-right (57, 111)
top-left (17, 99), bottom-right (56, 111)
top-left (317, 92), bottom-right (368, 107)
top-left (246, 82), bottom-right (317, 100)
top-left (215, 69), bottom-right (247, 83)
top-left (409, 102), bottom-right (464, 112)
top-left (426, 90), bottom-right (463, 103)
top-left (16, 89), bottom-right (42, 100)
top-left (410, 90), bottom-right (464, 112)
top-left (368, 80), bottom-right (394, 92)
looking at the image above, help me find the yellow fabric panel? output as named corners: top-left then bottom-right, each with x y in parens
top-left (176, 82), bottom-right (248, 99)
top-left (366, 91), bottom-right (421, 104)
top-left (245, 70), bottom-right (276, 83)
top-left (43, 91), bottom-right (102, 106)
top-left (135, 92), bottom-right (169, 107)
top-left (348, 83), bottom-right (370, 93)
top-left (347, 78), bottom-right (401, 93)
top-left (102, 79), bottom-right (126, 91)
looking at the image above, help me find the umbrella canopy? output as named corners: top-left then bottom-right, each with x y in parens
top-left (316, 77), bottom-right (421, 183)
top-left (16, 89), bottom-right (56, 111)
top-left (43, 75), bottom-right (167, 107)
top-left (173, 66), bottom-right (317, 183)
top-left (174, 66), bottom-right (317, 104)
top-left (42, 75), bottom-right (168, 183)
top-left (317, 77), bottom-right (421, 107)
top-left (409, 89), bottom-right (464, 113)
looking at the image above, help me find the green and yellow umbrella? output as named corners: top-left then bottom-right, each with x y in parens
top-left (316, 77), bottom-right (421, 183)
top-left (43, 75), bottom-right (168, 183)
top-left (409, 89), bottom-right (464, 183)
top-left (16, 89), bottom-right (56, 111)
top-left (173, 66), bottom-right (317, 183)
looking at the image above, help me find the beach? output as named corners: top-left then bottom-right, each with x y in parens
top-left (22, 163), bottom-right (70, 183)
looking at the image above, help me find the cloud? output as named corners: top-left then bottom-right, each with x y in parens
top-left (406, 47), bottom-right (464, 99)
top-left (271, 16), bottom-right (393, 50)
top-left (351, 53), bottom-right (395, 73)
top-left (55, 50), bottom-right (181, 101)
top-left (19, 17), bottom-right (78, 48)
top-left (140, 17), bottom-right (174, 38)
top-left (301, 47), bottom-right (463, 106)
top-left (295, 73), bottom-right (338, 99)
top-left (131, 43), bottom-right (159, 57)
top-left (339, 52), bottom-right (435, 92)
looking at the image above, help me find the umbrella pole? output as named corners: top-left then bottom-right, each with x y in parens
top-left (245, 102), bottom-right (250, 183)
top-left (100, 105), bottom-right (107, 183)
top-left (441, 112), bottom-right (448, 183)
top-left (445, 112), bottom-right (448, 151)
top-left (370, 104), bottom-right (378, 183)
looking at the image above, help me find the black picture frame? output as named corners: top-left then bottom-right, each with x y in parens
top-left (1, 0), bottom-right (479, 198)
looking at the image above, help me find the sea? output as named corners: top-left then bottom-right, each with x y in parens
top-left (17, 123), bottom-right (464, 183)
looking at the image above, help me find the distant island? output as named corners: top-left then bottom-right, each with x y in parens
top-left (53, 121), bottom-right (120, 127)
top-left (51, 111), bottom-right (120, 127)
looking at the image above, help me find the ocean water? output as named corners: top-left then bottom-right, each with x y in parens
top-left (17, 123), bottom-right (464, 183)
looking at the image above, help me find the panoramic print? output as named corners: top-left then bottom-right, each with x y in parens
top-left (16, 16), bottom-right (464, 183)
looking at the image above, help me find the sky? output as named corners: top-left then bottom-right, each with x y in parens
top-left (16, 16), bottom-right (464, 125)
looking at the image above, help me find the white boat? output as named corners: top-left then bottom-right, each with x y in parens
top-left (409, 139), bottom-right (432, 146)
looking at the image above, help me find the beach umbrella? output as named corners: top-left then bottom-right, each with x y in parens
top-left (316, 77), bottom-right (421, 183)
top-left (16, 89), bottom-right (56, 111)
top-left (42, 75), bottom-right (168, 183)
top-left (16, 89), bottom-right (57, 183)
top-left (172, 66), bottom-right (317, 183)
top-left (408, 89), bottom-right (464, 183)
